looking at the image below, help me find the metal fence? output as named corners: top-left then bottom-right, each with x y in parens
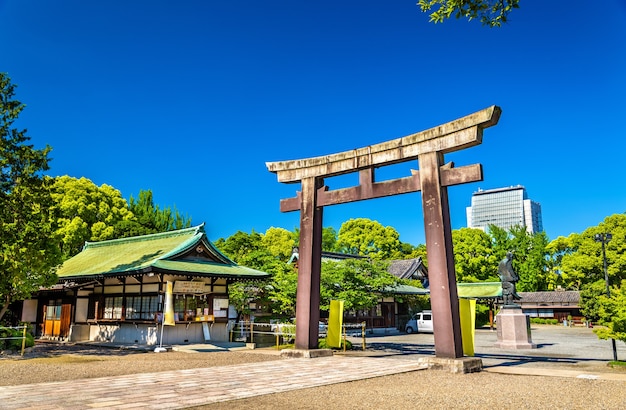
top-left (0, 325), bottom-right (28, 356)
top-left (229, 321), bottom-right (367, 351)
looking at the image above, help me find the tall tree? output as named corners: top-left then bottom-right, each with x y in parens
top-left (559, 214), bottom-right (626, 290)
top-left (292, 226), bottom-right (338, 252)
top-left (261, 227), bottom-right (296, 262)
top-left (50, 176), bottom-right (134, 258)
top-left (488, 225), bottom-right (550, 291)
top-left (121, 190), bottom-right (191, 236)
top-left (319, 259), bottom-right (398, 313)
top-left (336, 218), bottom-right (403, 260)
top-left (593, 279), bottom-right (626, 345)
top-left (452, 228), bottom-right (498, 282)
top-left (0, 73), bottom-right (62, 321)
top-left (215, 230), bottom-right (293, 318)
top-left (417, 0), bottom-right (520, 27)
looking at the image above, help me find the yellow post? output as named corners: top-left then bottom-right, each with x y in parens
top-left (327, 300), bottom-right (344, 348)
top-left (20, 325), bottom-right (27, 356)
top-left (459, 299), bottom-right (476, 356)
top-left (361, 322), bottom-right (366, 351)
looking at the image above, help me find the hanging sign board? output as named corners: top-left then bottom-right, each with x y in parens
top-left (173, 281), bottom-right (207, 294)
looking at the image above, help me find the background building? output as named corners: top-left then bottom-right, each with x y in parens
top-left (466, 185), bottom-right (543, 234)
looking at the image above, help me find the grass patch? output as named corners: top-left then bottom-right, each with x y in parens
top-left (608, 361), bottom-right (626, 369)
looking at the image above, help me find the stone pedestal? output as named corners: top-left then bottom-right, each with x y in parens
top-left (417, 357), bottom-right (483, 374)
top-left (494, 306), bottom-right (536, 349)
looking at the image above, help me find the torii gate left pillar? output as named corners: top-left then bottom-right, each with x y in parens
top-left (267, 106), bottom-right (501, 358)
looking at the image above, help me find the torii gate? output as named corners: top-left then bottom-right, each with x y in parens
top-left (266, 106), bottom-right (501, 358)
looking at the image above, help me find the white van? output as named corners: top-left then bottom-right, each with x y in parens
top-left (404, 311), bottom-right (434, 333)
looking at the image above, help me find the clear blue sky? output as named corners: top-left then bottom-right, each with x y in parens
top-left (2, 1), bottom-right (625, 245)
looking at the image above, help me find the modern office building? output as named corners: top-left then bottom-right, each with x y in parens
top-left (466, 185), bottom-right (543, 234)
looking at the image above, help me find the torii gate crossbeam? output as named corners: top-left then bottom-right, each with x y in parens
top-left (266, 105), bottom-right (501, 358)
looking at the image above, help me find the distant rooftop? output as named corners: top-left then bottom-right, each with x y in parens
top-left (472, 185), bottom-right (525, 196)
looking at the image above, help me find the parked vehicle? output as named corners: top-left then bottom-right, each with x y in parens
top-left (404, 311), bottom-right (433, 333)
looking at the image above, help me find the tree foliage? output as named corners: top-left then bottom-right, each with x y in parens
top-left (118, 190), bottom-right (191, 237)
top-left (215, 229), bottom-right (295, 318)
top-left (292, 226), bottom-right (338, 252)
top-left (51, 179), bottom-right (193, 258)
top-left (593, 279), bottom-right (626, 343)
top-left (557, 214), bottom-right (626, 290)
top-left (580, 279), bottom-right (607, 323)
top-left (0, 73), bottom-right (62, 321)
top-left (417, 0), bottom-right (520, 27)
top-left (320, 259), bottom-right (399, 312)
top-left (261, 227), bottom-right (296, 261)
top-left (336, 218), bottom-right (403, 260)
top-left (487, 225), bottom-right (551, 291)
top-left (51, 176), bottom-right (134, 258)
top-left (452, 228), bottom-right (498, 282)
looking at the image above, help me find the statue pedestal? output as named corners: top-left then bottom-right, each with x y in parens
top-left (494, 306), bottom-right (536, 349)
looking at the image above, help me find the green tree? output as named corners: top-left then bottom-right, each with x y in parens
top-left (265, 265), bottom-right (298, 317)
top-left (545, 235), bottom-right (574, 290)
top-left (508, 226), bottom-right (550, 292)
top-left (261, 227), bottom-right (296, 261)
top-left (406, 243), bottom-right (428, 264)
top-left (0, 73), bottom-right (62, 321)
top-left (117, 190), bottom-right (191, 237)
top-left (319, 259), bottom-right (399, 312)
top-left (50, 176), bottom-right (134, 258)
top-left (560, 214), bottom-right (626, 290)
top-left (488, 225), bottom-right (550, 291)
top-left (593, 279), bottom-right (626, 344)
top-left (292, 226), bottom-right (338, 252)
top-left (215, 230), bottom-right (294, 318)
top-left (580, 279), bottom-right (607, 324)
top-left (452, 228), bottom-right (498, 282)
top-left (417, 0), bottom-right (520, 27)
top-left (336, 218), bottom-right (403, 260)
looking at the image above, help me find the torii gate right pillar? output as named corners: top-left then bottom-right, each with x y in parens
top-left (420, 151), bottom-right (463, 358)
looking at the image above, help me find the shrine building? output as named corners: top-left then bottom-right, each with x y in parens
top-left (21, 224), bottom-right (269, 346)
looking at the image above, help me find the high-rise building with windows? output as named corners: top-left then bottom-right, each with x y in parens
top-left (465, 185), bottom-right (543, 234)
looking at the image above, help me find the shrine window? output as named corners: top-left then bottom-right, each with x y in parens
top-left (103, 296), bottom-right (123, 319)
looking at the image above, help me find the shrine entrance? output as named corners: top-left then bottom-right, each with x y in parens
top-left (267, 106), bottom-right (501, 358)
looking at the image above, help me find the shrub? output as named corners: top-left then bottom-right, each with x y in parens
top-left (0, 326), bottom-right (34, 351)
top-left (529, 318), bottom-right (559, 325)
top-left (318, 338), bottom-right (352, 350)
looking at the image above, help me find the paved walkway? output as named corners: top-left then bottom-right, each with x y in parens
top-left (0, 355), bottom-right (429, 410)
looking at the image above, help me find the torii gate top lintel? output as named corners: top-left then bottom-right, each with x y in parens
top-left (266, 105), bottom-right (501, 184)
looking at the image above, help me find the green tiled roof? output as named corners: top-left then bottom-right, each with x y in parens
top-left (457, 282), bottom-right (502, 299)
top-left (56, 224), bottom-right (269, 280)
top-left (152, 260), bottom-right (269, 279)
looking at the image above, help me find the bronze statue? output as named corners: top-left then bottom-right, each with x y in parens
top-left (498, 251), bottom-right (520, 306)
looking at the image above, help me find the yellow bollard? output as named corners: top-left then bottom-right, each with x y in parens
top-left (21, 325), bottom-right (27, 356)
top-left (361, 322), bottom-right (366, 351)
